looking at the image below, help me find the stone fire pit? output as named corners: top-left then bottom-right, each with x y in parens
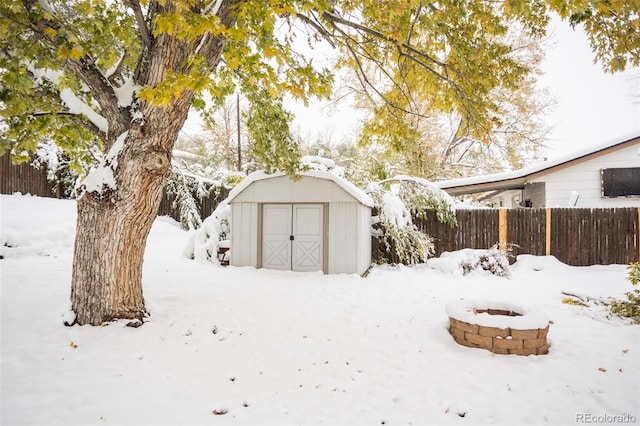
top-left (446, 300), bottom-right (550, 355)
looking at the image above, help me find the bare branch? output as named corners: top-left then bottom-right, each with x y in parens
top-left (106, 51), bottom-right (128, 85)
top-left (294, 12), bottom-right (335, 48)
top-left (30, 111), bottom-right (106, 139)
top-left (122, 0), bottom-right (152, 50)
top-left (327, 19), bottom-right (431, 123)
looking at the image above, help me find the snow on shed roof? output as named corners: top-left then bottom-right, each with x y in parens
top-left (435, 133), bottom-right (640, 195)
top-left (227, 170), bottom-right (375, 208)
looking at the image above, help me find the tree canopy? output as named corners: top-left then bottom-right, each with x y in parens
top-left (2, 0), bottom-right (637, 170)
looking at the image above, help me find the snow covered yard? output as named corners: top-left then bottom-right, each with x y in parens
top-left (1, 194), bottom-right (638, 426)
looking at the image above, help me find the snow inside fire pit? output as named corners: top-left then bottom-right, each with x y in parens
top-left (446, 300), bottom-right (550, 355)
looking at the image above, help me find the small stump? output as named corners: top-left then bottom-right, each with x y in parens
top-left (446, 300), bottom-right (549, 355)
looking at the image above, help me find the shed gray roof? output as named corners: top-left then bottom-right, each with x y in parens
top-left (227, 170), bottom-right (375, 207)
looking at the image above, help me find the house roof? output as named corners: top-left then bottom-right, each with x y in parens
top-left (435, 133), bottom-right (640, 196)
top-left (227, 170), bottom-right (375, 207)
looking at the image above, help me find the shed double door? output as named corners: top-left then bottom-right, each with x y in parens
top-left (262, 204), bottom-right (324, 272)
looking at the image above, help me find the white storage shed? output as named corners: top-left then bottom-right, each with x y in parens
top-left (227, 170), bottom-right (374, 275)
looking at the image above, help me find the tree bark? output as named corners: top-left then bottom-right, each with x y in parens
top-left (70, 97), bottom-right (192, 326)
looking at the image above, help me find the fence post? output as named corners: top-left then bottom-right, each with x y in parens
top-left (499, 208), bottom-right (507, 252)
top-left (545, 208), bottom-right (551, 256)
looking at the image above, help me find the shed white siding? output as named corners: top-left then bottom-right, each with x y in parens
top-left (230, 202), bottom-right (258, 267)
top-left (356, 203), bottom-right (372, 274)
top-left (327, 202), bottom-right (355, 274)
top-left (326, 202), bottom-right (371, 274)
top-left (531, 143), bottom-right (640, 207)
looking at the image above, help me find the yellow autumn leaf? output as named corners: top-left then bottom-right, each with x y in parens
top-left (171, 84), bottom-right (183, 99)
top-left (44, 28), bottom-right (57, 39)
top-left (289, 85), bottom-right (305, 99)
top-left (69, 46), bottom-right (85, 61)
top-left (70, 341), bottom-right (78, 349)
top-left (226, 56), bottom-right (239, 70)
top-left (263, 45), bottom-right (277, 58)
top-left (57, 45), bottom-right (84, 61)
top-left (155, 15), bottom-right (175, 35)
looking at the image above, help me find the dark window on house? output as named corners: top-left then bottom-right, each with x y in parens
top-left (601, 167), bottom-right (640, 197)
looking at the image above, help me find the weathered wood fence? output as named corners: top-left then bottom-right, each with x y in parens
top-left (1, 150), bottom-right (228, 221)
top-left (408, 208), bottom-right (640, 266)
top-left (1, 152), bottom-right (58, 197)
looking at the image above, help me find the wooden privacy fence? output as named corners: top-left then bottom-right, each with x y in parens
top-left (2, 150), bottom-right (228, 223)
top-left (1, 151), bottom-right (58, 197)
top-left (411, 208), bottom-right (640, 266)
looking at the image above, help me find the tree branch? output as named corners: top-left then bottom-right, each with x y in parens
top-left (294, 12), bottom-right (335, 48)
top-left (326, 18), bottom-right (431, 123)
top-left (18, 0), bottom-right (128, 142)
top-left (30, 111), bottom-right (106, 138)
top-left (197, 0), bottom-right (246, 69)
top-left (122, 0), bottom-right (152, 50)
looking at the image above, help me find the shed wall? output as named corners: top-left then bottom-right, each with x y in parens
top-left (356, 203), bottom-right (372, 275)
top-left (230, 202), bottom-right (258, 268)
top-left (327, 202), bottom-right (371, 274)
top-left (328, 202), bottom-right (357, 273)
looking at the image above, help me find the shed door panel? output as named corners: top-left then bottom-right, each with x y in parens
top-left (262, 205), bottom-right (292, 270)
top-left (292, 205), bottom-right (323, 272)
top-left (262, 204), bottom-right (323, 272)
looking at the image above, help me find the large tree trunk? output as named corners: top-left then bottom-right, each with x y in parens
top-left (70, 99), bottom-right (192, 326)
top-left (68, 0), bottom-right (242, 326)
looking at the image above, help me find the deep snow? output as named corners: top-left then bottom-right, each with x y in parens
top-left (1, 194), bottom-right (638, 425)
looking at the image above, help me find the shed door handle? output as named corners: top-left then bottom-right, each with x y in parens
top-left (290, 235), bottom-right (294, 241)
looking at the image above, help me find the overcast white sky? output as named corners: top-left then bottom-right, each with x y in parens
top-left (539, 16), bottom-right (640, 157)
top-left (184, 16), bottom-right (640, 161)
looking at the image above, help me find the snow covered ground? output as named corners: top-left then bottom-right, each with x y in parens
top-left (1, 194), bottom-right (638, 426)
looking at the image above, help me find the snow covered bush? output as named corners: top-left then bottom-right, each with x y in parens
top-left (609, 262), bottom-right (640, 324)
top-left (164, 155), bottom-right (229, 231)
top-left (183, 199), bottom-right (231, 264)
top-left (165, 170), bottom-right (209, 230)
top-left (429, 246), bottom-right (511, 277)
top-left (458, 245), bottom-right (511, 277)
top-left (367, 176), bottom-right (455, 265)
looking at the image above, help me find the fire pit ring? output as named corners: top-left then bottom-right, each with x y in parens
top-left (446, 300), bottom-right (550, 355)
